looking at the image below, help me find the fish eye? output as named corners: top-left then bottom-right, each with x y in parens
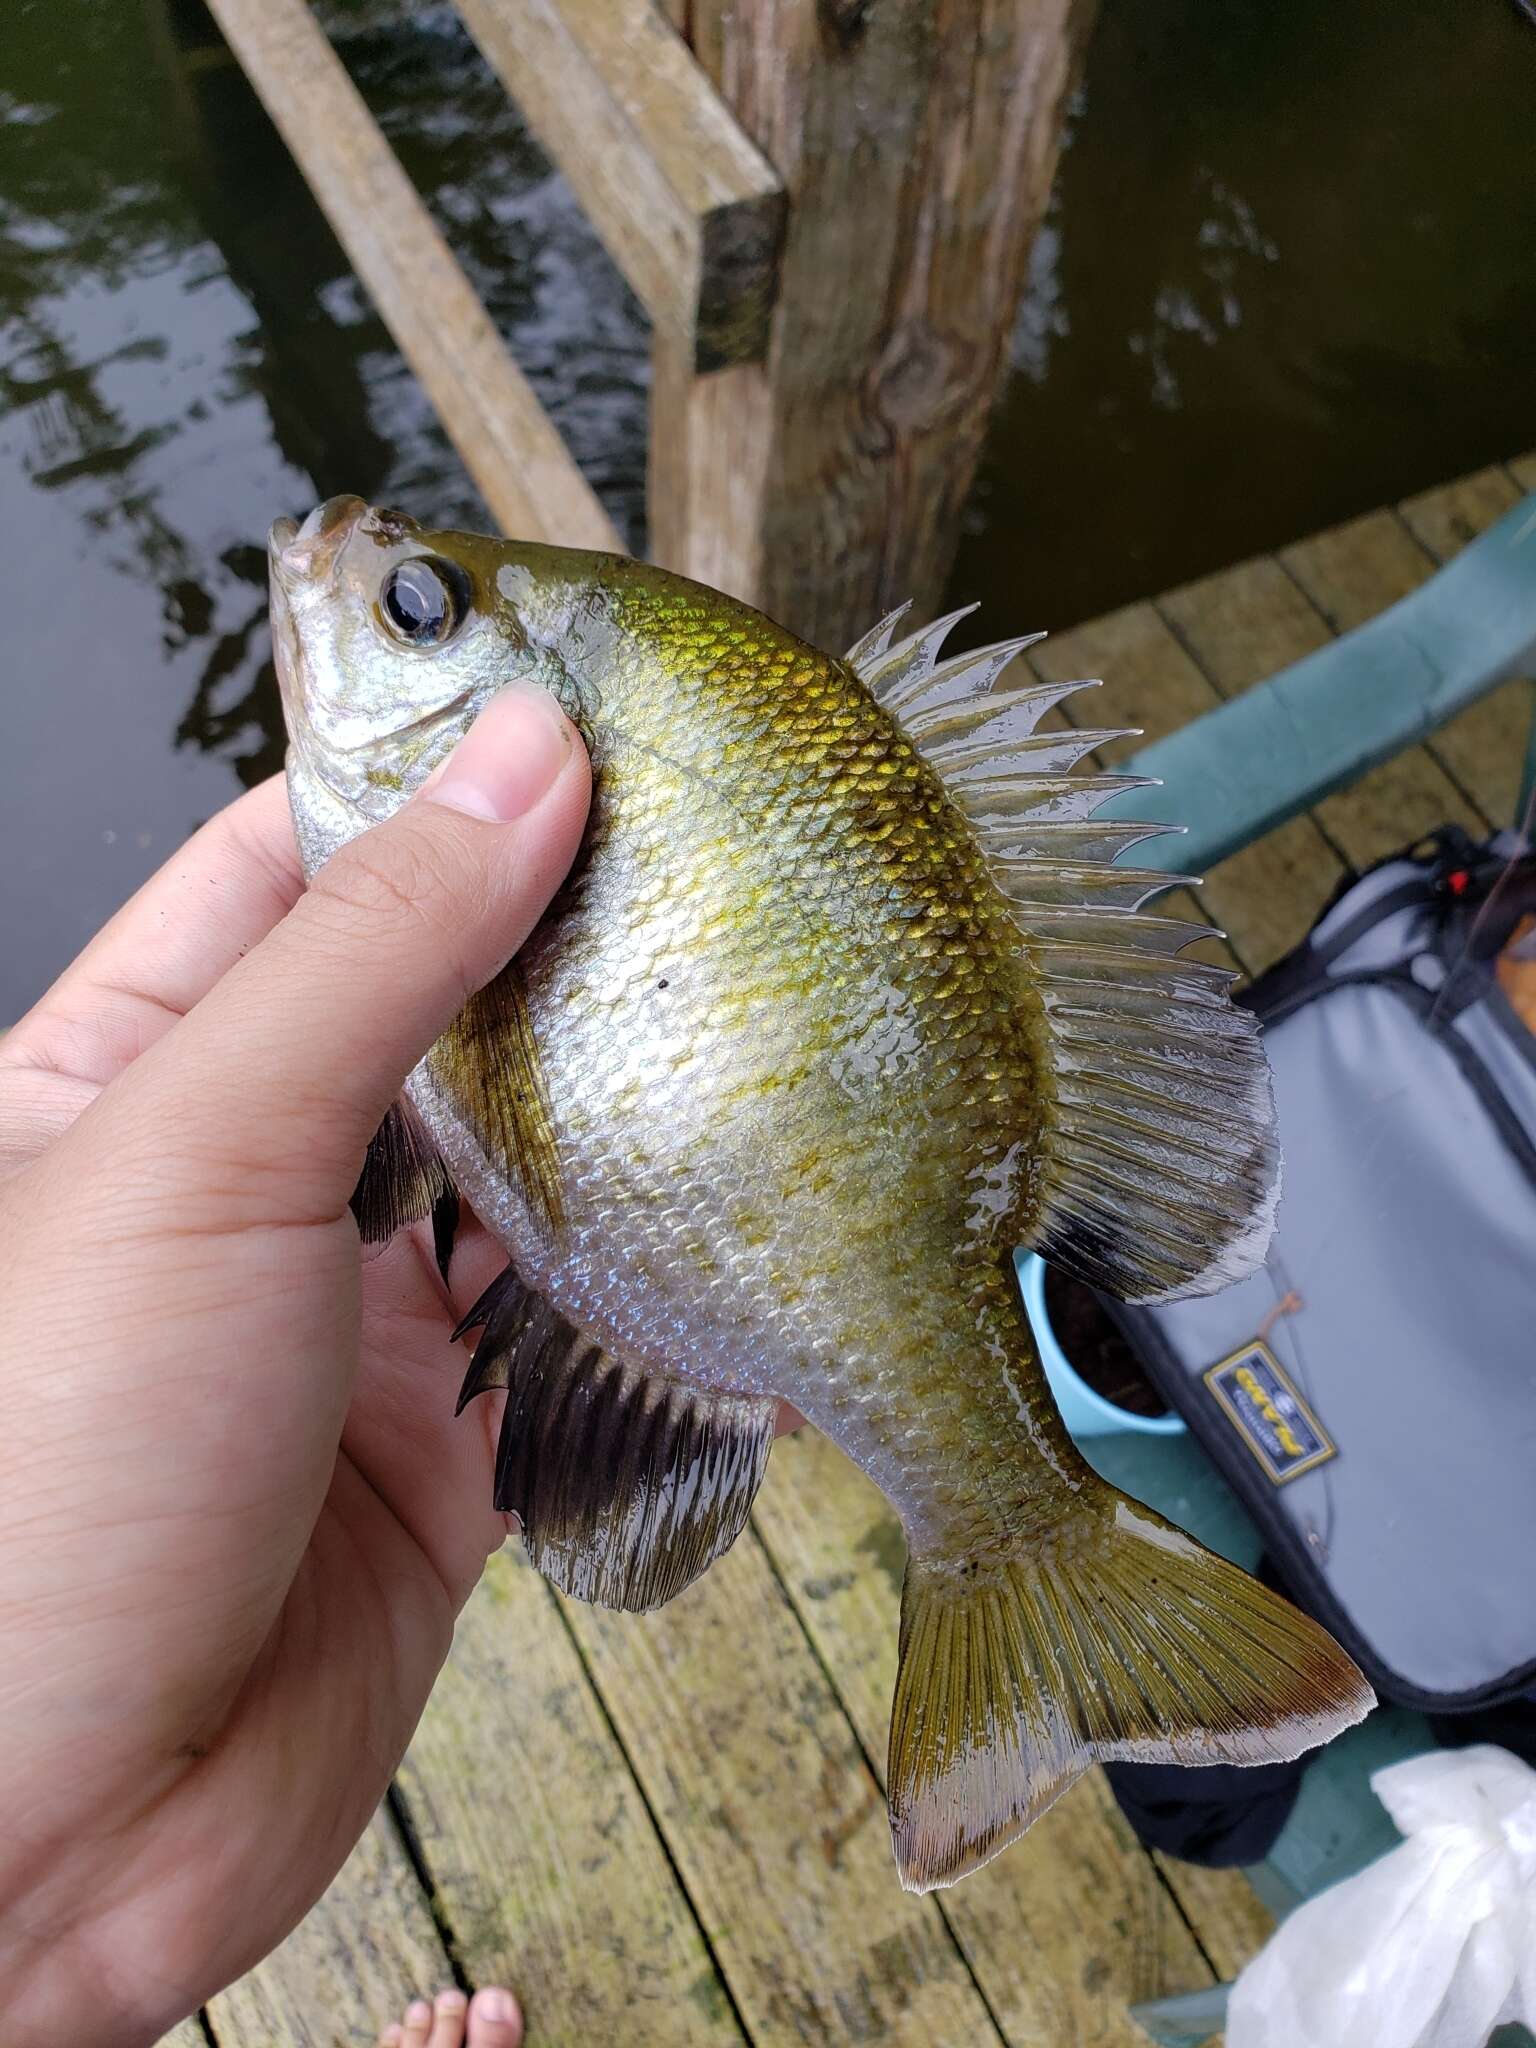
top-left (378, 557), bottom-right (469, 648)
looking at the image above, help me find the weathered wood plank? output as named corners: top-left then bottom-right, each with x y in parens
top-left (204, 0), bottom-right (620, 550)
top-left (1279, 505), bottom-right (1437, 641)
top-left (1028, 601), bottom-right (1345, 973)
top-left (647, 345), bottom-right (774, 603)
top-left (454, 0), bottom-right (783, 368)
top-left (1148, 1854), bottom-right (1275, 1988)
top-left (1281, 499), bottom-right (1504, 835)
top-left (396, 1546), bottom-right (738, 2048)
top-left (1397, 466), bottom-right (1533, 828)
top-left (1158, 554), bottom-right (1332, 699)
top-left (656, 0), bottom-right (1097, 645)
top-left (153, 2020), bottom-right (209, 2048)
top-left (1158, 554), bottom-right (1484, 884)
top-left (1400, 463), bottom-right (1523, 560)
top-left (562, 1519), bottom-right (1003, 2045)
top-left (752, 1430), bottom-right (1219, 2044)
top-left (207, 1807), bottom-right (453, 2048)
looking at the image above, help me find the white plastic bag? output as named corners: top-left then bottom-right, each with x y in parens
top-left (1227, 1745), bottom-right (1536, 2048)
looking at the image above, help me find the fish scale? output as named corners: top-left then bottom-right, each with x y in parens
top-left (271, 497), bottom-right (1373, 1893)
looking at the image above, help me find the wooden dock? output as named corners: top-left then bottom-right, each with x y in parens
top-left (153, 453), bottom-right (1533, 2048)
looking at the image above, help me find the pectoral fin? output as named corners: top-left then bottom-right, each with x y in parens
top-left (427, 963), bottom-right (565, 1241)
top-left (351, 1099), bottom-right (460, 1280)
top-left (455, 1266), bottom-right (776, 1611)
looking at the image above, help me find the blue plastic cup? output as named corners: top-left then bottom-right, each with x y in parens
top-left (1014, 1250), bottom-right (1186, 1440)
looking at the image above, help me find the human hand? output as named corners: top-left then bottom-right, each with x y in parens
top-left (0, 688), bottom-right (590, 2046)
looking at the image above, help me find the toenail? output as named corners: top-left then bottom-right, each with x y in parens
top-left (408, 2000), bottom-right (432, 2022)
top-left (475, 1989), bottom-right (516, 2021)
top-left (436, 1990), bottom-right (467, 2010)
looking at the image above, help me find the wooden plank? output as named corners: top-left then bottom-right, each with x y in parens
top-left (205, 0), bottom-right (620, 550)
top-left (1400, 464), bottom-right (1523, 561)
top-left (453, 0), bottom-right (783, 368)
top-left (1158, 554), bottom-right (1484, 881)
top-left (1028, 601), bottom-right (1345, 973)
top-left (1396, 466), bottom-right (1533, 827)
top-left (153, 2022), bottom-right (209, 2048)
top-left (207, 1807), bottom-right (454, 2048)
top-left (1158, 553), bottom-right (1333, 698)
top-left (752, 1430), bottom-right (1221, 2044)
top-left (1148, 1855), bottom-right (1275, 1988)
top-left (656, 0), bottom-right (1097, 645)
top-left (1279, 505), bottom-right (1438, 641)
top-left (396, 1546), bottom-right (739, 2047)
top-left (647, 346), bottom-right (775, 604)
top-left (562, 1519), bottom-right (1003, 2045)
top-left (1272, 513), bottom-right (1491, 858)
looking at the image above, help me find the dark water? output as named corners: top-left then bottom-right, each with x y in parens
top-left (3, 0), bottom-right (1534, 1017)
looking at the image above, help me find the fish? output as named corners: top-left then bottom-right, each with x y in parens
top-left (268, 494), bottom-right (1374, 1891)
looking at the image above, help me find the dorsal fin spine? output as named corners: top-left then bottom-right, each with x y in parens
top-left (844, 602), bottom-right (912, 673)
top-left (841, 596), bottom-right (1280, 1305)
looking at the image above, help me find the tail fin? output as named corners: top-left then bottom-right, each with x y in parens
top-left (888, 1494), bottom-right (1373, 1891)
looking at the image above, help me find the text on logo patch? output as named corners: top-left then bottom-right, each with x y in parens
top-left (1203, 1340), bottom-right (1335, 1486)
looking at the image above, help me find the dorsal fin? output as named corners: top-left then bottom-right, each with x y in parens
top-left (845, 604), bottom-right (1279, 1304)
top-left (851, 605), bottom-right (978, 705)
top-left (844, 602), bottom-right (912, 674)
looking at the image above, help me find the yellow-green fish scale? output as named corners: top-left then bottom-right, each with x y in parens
top-left (443, 563), bottom-right (1085, 1558)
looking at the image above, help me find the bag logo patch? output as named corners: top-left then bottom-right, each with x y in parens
top-left (1203, 1340), bottom-right (1335, 1485)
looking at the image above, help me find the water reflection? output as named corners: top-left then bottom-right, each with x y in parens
top-left (0, 0), bottom-right (646, 1015)
top-left (950, 0), bottom-right (1536, 628)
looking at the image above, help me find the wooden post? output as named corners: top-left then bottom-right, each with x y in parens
top-left (650, 0), bottom-right (1096, 649)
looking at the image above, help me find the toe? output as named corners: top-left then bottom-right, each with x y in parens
top-left (377, 2029), bottom-right (404, 2048)
top-left (428, 1989), bottom-right (469, 2048)
top-left (467, 1986), bottom-right (523, 2048)
top-left (401, 1998), bottom-right (435, 2048)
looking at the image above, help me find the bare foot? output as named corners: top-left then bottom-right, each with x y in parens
top-left (376, 1986), bottom-right (522, 2048)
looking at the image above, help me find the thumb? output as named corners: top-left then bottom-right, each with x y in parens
top-left (94, 684), bottom-right (591, 1230)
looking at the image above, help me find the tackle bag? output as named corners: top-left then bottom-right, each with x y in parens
top-left (1106, 826), bottom-right (1536, 1716)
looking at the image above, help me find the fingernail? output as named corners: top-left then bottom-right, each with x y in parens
top-left (473, 1987), bottom-right (518, 2022)
top-left (420, 686), bottom-right (573, 823)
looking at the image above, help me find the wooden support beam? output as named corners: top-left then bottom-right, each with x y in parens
top-left (455, 0), bottom-right (784, 368)
top-left (204, 0), bottom-right (621, 551)
top-left (652, 0), bottom-right (1097, 646)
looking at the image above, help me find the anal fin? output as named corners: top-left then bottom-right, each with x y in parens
top-left (455, 1266), bottom-right (776, 1611)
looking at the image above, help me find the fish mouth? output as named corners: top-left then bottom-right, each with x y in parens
top-left (268, 494), bottom-right (367, 589)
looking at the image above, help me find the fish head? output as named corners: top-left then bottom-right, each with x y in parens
top-left (269, 496), bottom-right (610, 868)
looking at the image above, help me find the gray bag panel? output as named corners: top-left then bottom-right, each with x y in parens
top-left (1116, 834), bottom-right (1536, 1709)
